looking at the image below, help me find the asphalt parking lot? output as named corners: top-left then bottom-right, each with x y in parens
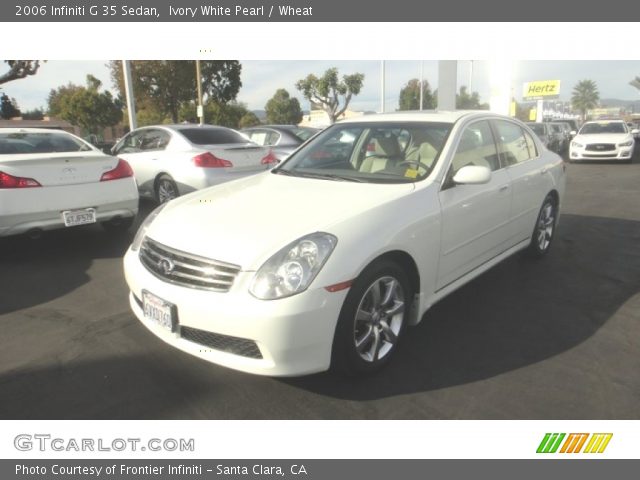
top-left (1, 158), bottom-right (639, 419)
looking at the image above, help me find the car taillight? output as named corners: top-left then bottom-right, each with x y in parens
top-left (261, 150), bottom-right (278, 165)
top-left (0, 171), bottom-right (41, 188)
top-left (193, 152), bottom-right (233, 168)
top-left (100, 159), bottom-right (134, 181)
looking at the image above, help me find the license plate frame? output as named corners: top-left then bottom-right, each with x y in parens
top-left (142, 290), bottom-right (177, 332)
top-left (62, 208), bottom-right (97, 227)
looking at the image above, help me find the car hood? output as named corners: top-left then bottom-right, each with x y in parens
top-left (145, 171), bottom-right (415, 269)
top-left (574, 133), bottom-right (633, 144)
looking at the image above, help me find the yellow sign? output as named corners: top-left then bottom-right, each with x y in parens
top-left (523, 80), bottom-right (561, 100)
top-left (529, 108), bottom-right (537, 121)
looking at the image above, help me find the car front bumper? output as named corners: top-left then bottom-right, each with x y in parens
top-left (123, 246), bottom-right (347, 376)
top-left (570, 146), bottom-right (633, 161)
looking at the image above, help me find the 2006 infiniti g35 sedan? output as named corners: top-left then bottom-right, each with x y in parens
top-left (123, 111), bottom-right (566, 376)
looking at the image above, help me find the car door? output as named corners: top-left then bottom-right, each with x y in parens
top-left (493, 120), bottom-right (549, 243)
top-left (437, 120), bottom-right (513, 290)
top-left (115, 128), bottom-right (171, 197)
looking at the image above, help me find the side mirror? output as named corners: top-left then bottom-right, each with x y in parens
top-left (569, 131), bottom-right (577, 136)
top-left (453, 165), bottom-right (491, 185)
top-left (631, 129), bottom-right (639, 135)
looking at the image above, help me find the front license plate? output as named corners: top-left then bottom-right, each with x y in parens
top-left (62, 208), bottom-right (96, 227)
top-left (142, 290), bottom-right (176, 332)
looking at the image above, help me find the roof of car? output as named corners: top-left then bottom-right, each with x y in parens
top-left (0, 127), bottom-right (73, 134)
top-left (337, 110), bottom-right (491, 124)
top-left (583, 119), bottom-right (624, 124)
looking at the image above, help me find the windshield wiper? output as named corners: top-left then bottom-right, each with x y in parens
top-left (294, 172), bottom-right (367, 183)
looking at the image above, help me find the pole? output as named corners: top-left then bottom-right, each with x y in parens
top-left (380, 60), bottom-right (385, 113)
top-left (122, 60), bottom-right (137, 131)
top-left (469, 60), bottom-right (474, 93)
top-left (196, 60), bottom-right (204, 125)
top-left (419, 61), bottom-right (424, 111)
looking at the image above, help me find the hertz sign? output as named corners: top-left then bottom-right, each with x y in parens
top-left (523, 80), bottom-right (561, 100)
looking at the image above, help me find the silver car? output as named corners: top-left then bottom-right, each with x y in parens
top-left (113, 124), bottom-right (277, 203)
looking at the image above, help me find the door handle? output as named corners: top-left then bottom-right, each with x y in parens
top-left (540, 167), bottom-right (549, 175)
top-left (499, 185), bottom-right (509, 192)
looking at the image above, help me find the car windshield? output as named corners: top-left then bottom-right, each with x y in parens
top-left (0, 131), bottom-right (92, 154)
top-left (274, 121), bottom-right (452, 183)
top-left (528, 124), bottom-right (546, 136)
top-left (179, 127), bottom-right (248, 145)
top-left (579, 122), bottom-right (627, 135)
top-left (291, 127), bottom-right (319, 141)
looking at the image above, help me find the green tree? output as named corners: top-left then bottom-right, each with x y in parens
top-left (398, 78), bottom-right (435, 110)
top-left (0, 60), bottom-right (43, 86)
top-left (456, 86), bottom-right (489, 110)
top-left (295, 68), bottom-right (364, 124)
top-left (265, 89), bottom-right (303, 124)
top-left (48, 75), bottom-right (122, 134)
top-left (239, 111), bottom-right (261, 128)
top-left (629, 76), bottom-right (640, 91)
top-left (0, 93), bottom-right (20, 119)
top-left (571, 79), bottom-right (599, 121)
top-left (205, 101), bottom-right (249, 128)
top-left (109, 60), bottom-right (242, 123)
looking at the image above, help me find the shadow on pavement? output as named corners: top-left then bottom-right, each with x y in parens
top-left (282, 213), bottom-right (640, 401)
top-left (0, 200), bottom-right (156, 315)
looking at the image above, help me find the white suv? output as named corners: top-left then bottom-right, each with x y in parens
top-left (570, 120), bottom-right (637, 162)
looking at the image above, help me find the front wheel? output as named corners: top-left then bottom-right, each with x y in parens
top-left (331, 260), bottom-right (412, 376)
top-left (527, 195), bottom-right (557, 257)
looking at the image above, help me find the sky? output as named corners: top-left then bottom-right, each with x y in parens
top-left (2, 60), bottom-right (640, 113)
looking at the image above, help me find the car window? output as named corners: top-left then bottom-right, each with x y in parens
top-left (450, 120), bottom-right (500, 175)
top-left (179, 128), bottom-right (247, 145)
top-left (494, 120), bottom-right (533, 166)
top-left (266, 130), bottom-right (281, 146)
top-left (0, 131), bottom-right (92, 154)
top-left (528, 124), bottom-right (545, 136)
top-left (140, 129), bottom-right (171, 151)
top-left (523, 129), bottom-right (538, 158)
top-left (276, 121), bottom-right (452, 183)
top-left (579, 122), bottom-right (627, 134)
top-left (116, 130), bottom-right (146, 154)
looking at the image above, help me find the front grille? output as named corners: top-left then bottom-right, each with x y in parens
top-left (139, 237), bottom-right (240, 292)
top-left (585, 143), bottom-right (616, 152)
top-left (181, 326), bottom-right (262, 359)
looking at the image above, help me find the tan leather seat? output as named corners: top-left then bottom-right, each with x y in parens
top-left (360, 134), bottom-right (402, 173)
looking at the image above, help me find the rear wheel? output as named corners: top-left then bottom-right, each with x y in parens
top-left (331, 260), bottom-right (412, 376)
top-left (527, 195), bottom-right (557, 257)
top-left (155, 175), bottom-right (179, 204)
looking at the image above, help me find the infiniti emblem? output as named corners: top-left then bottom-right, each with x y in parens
top-left (62, 167), bottom-right (76, 174)
top-left (158, 257), bottom-right (175, 275)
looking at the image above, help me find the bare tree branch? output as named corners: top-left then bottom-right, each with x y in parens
top-left (0, 60), bottom-right (43, 86)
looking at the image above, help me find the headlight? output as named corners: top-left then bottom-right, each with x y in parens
top-left (618, 140), bottom-right (633, 147)
top-left (571, 141), bottom-right (583, 148)
top-left (250, 232), bottom-right (337, 300)
top-left (130, 203), bottom-right (167, 252)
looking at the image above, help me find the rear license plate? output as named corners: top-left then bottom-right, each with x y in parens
top-left (62, 208), bottom-right (96, 227)
top-left (142, 290), bottom-right (176, 332)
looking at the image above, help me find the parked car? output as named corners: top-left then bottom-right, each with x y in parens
top-left (552, 119), bottom-right (580, 135)
top-left (549, 122), bottom-right (570, 153)
top-left (112, 124), bottom-right (277, 204)
top-left (526, 122), bottom-right (558, 152)
top-left (569, 120), bottom-right (637, 163)
top-left (0, 128), bottom-right (138, 238)
top-left (124, 111), bottom-right (566, 376)
top-left (241, 125), bottom-right (320, 161)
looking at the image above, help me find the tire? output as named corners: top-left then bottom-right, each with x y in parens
top-left (331, 260), bottom-right (413, 376)
top-left (155, 175), bottom-right (179, 204)
top-left (527, 195), bottom-right (557, 258)
top-left (101, 216), bottom-right (134, 233)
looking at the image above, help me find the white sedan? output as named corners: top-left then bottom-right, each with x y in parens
top-left (123, 112), bottom-right (566, 376)
top-left (0, 128), bottom-right (138, 238)
top-left (569, 120), bottom-right (637, 162)
top-left (112, 124), bottom-right (277, 203)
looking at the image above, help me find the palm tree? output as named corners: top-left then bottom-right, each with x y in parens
top-left (571, 80), bottom-right (599, 121)
top-left (630, 76), bottom-right (640, 91)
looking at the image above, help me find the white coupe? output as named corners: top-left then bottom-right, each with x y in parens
top-left (123, 112), bottom-right (566, 376)
top-left (569, 120), bottom-right (637, 162)
top-left (0, 128), bottom-right (138, 238)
